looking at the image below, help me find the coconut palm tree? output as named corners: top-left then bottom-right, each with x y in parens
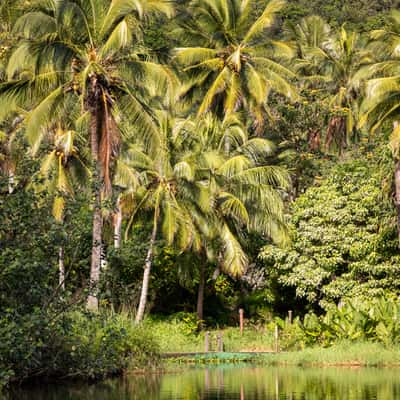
top-left (291, 20), bottom-right (373, 153)
top-left (38, 124), bottom-right (89, 289)
top-left (286, 15), bottom-right (331, 61)
top-left (0, 0), bottom-right (174, 310)
top-left (122, 112), bottom-right (197, 322)
top-left (174, 0), bottom-right (298, 134)
top-left (122, 110), bottom-right (289, 322)
top-left (171, 113), bottom-right (291, 320)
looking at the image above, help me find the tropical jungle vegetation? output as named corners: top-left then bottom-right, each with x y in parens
top-left (2, 0), bottom-right (400, 388)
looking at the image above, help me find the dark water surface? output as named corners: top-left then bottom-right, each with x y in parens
top-left (5, 365), bottom-right (400, 399)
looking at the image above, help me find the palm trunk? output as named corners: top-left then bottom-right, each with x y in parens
top-left (114, 196), bottom-right (122, 249)
top-left (135, 221), bottom-right (158, 323)
top-left (394, 160), bottom-right (400, 247)
top-left (196, 261), bottom-right (206, 322)
top-left (59, 246), bottom-right (65, 290)
top-left (87, 90), bottom-right (103, 312)
top-left (224, 136), bottom-right (230, 156)
top-left (8, 171), bottom-right (14, 194)
top-left (393, 122), bottom-right (400, 248)
top-left (87, 189), bottom-right (103, 311)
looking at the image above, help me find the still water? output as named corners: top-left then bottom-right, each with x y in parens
top-left (6, 365), bottom-right (400, 400)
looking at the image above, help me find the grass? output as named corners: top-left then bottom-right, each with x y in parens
top-left (144, 319), bottom-right (204, 353)
top-left (256, 341), bottom-right (400, 367)
top-left (145, 319), bottom-right (275, 353)
top-left (163, 342), bottom-right (400, 367)
top-left (144, 318), bottom-right (400, 368)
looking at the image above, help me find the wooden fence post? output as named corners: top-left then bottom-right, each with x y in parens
top-left (217, 332), bottom-right (223, 352)
top-left (288, 310), bottom-right (293, 325)
top-left (239, 308), bottom-right (244, 335)
top-left (274, 325), bottom-right (279, 353)
top-left (205, 331), bottom-right (210, 352)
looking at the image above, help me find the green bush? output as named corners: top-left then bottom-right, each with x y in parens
top-left (260, 151), bottom-right (400, 311)
top-left (0, 310), bottom-right (159, 388)
top-left (299, 297), bottom-right (400, 346)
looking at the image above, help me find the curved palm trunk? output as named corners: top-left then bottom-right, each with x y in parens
top-left (135, 221), bottom-right (158, 323)
top-left (196, 261), bottom-right (206, 322)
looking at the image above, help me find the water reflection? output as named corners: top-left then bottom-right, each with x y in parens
top-left (5, 365), bottom-right (400, 400)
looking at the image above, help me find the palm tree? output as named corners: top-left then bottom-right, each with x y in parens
top-left (122, 112), bottom-right (197, 322)
top-left (38, 118), bottom-right (89, 289)
top-left (122, 110), bottom-right (289, 321)
top-left (286, 15), bottom-right (331, 60)
top-left (291, 20), bottom-right (373, 153)
top-left (359, 10), bottom-right (400, 245)
top-left (0, 0), bottom-right (174, 310)
top-left (174, 0), bottom-right (298, 134)
top-left (0, 1), bottom-right (24, 192)
top-left (173, 114), bottom-right (290, 320)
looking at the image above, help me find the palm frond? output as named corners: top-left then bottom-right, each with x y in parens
top-left (220, 222), bottom-right (248, 276)
top-left (218, 191), bottom-right (249, 226)
top-left (25, 86), bottom-right (65, 154)
top-left (243, 0), bottom-right (286, 44)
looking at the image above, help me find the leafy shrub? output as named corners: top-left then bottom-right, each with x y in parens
top-left (299, 297), bottom-right (400, 346)
top-left (260, 153), bottom-right (399, 310)
top-left (0, 310), bottom-right (159, 388)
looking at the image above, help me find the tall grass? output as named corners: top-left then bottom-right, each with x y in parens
top-left (260, 341), bottom-right (400, 367)
top-left (144, 319), bottom-right (275, 353)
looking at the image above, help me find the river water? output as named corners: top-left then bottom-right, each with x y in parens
top-left (6, 365), bottom-right (400, 399)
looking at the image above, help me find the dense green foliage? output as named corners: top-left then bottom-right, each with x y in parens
top-left (283, 0), bottom-right (398, 31)
top-left (0, 310), bottom-right (159, 386)
top-left (300, 297), bottom-right (400, 346)
top-left (260, 148), bottom-right (399, 310)
top-left (2, 0), bottom-right (400, 389)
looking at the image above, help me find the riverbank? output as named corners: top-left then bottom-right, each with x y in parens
top-left (261, 342), bottom-right (400, 367)
top-left (163, 342), bottom-right (400, 367)
top-left (144, 318), bottom-right (400, 367)
top-left (3, 314), bottom-right (400, 391)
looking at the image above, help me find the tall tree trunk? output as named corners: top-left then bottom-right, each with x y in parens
top-left (196, 261), bottom-right (206, 322)
top-left (393, 122), bottom-right (400, 248)
top-left (87, 189), bottom-right (103, 311)
top-left (135, 221), bottom-right (158, 323)
top-left (87, 89), bottom-right (103, 312)
top-left (394, 160), bottom-right (400, 247)
top-left (114, 196), bottom-right (122, 249)
top-left (8, 171), bottom-right (14, 194)
top-left (59, 246), bottom-right (65, 290)
top-left (224, 136), bottom-right (230, 156)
